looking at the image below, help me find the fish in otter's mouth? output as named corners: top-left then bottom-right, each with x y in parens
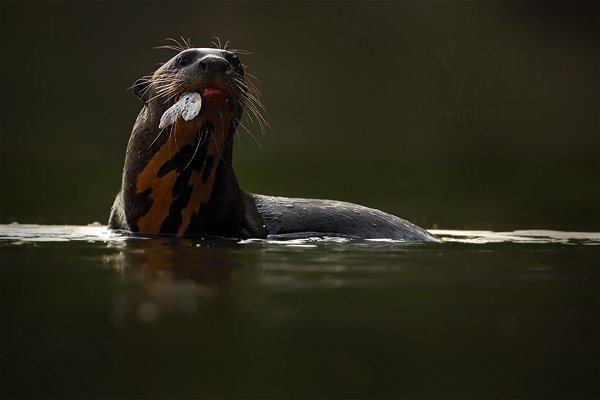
top-left (158, 92), bottom-right (202, 129)
top-left (158, 87), bottom-right (232, 129)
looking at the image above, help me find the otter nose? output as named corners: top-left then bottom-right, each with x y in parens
top-left (197, 55), bottom-right (231, 74)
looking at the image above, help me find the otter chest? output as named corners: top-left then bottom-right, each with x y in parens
top-left (134, 123), bottom-right (221, 235)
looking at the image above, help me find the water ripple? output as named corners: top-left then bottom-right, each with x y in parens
top-left (0, 224), bottom-right (598, 245)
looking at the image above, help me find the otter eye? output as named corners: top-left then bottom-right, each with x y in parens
top-left (176, 55), bottom-right (192, 67)
top-left (229, 55), bottom-right (242, 71)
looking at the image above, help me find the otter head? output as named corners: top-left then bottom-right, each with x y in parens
top-left (115, 47), bottom-right (266, 237)
top-left (134, 48), bottom-right (246, 135)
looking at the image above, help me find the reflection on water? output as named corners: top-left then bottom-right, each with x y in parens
top-left (110, 239), bottom-right (236, 327)
top-left (1, 224), bottom-right (598, 398)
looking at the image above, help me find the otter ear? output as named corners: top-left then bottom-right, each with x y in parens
top-left (132, 78), bottom-right (151, 102)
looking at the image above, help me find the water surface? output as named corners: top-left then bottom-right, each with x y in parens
top-left (1, 224), bottom-right (598, 398)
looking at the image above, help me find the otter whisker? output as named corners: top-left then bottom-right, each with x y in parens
top-left (146, 88), bottom-right (178, 105)
top-left (162, 89), bottom-right (183, 105)
top-left (246, 104), bottom-right (269, 131)
top-left (235, 96), bottom-right (257, 126)
top-left (244, 72), bottom-right (262, 85)
top-left (152, 74), bottom-right (180, 82)
top-left (156, 80), bottom-right (184, 89)
top-left (235, 74), bottom-right (261, 92)
top-left (148, 127), bottom-right (167, 149)
top-left (152, 83), bottom-right (182, 98)
top-left (211, 36), bottom-right (223, 50)
top-left (127, 80), bottom-right (150, 91)
top-left (219, 110), bottom-right (225, 133)
top-left (235, 82), bottom-right (264, 107)
top-left (161, 38), bottom-right (188, 52)
top-left (154, 75), bottom-right (183, 85)
top-left (233, 86), bottom-right (269, 136)
top-left (155, 85), bottom-right (180, 96)
top-left (238, 102), bottom-right (266, 137)
top-left (138, 84), bottom-right (153, 99)
top-left (236, 127), bottom-right (242, 149)
top-left (238, 120), bottom-right (263, 148)
top-left (150, 79), bottom-right (179, 88)
top-left (240, 100), bottom-right (256, 124)
top-left (145, 82), bottom-right (184, 104)
top-left (210, 129), bottom-right (225, 162)
top-left (240, 90), bottom-right (267, 113)
top-left (240, 96), bottom-right (269, 133)
top-left (233, 82), bottom-right (258, 109)
top-left (154, 81), bottom-right (179, 90)
top-left (145, 91), bottom-right (168, 104)
top-left (154, 86), bottom-right (174, 95)
top-left (234, 78), bottom-right (267, 112)
top-left (246, 88), bottom-right (267, 111)
top-left (134, 74), bottom-right (178, 97)
top-left (155, 45), bottom-right (186, 52)
top-left (248, 110), bottom-right (266, 135)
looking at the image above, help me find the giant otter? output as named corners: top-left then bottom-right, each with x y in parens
top-left (109, 46), bottom-right (437, 242)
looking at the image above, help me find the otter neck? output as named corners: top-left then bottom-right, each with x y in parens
top-left (129, 103), bottom-right (245, 236)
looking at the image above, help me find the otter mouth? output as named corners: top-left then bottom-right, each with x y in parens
top-left (201, 87), bottom-right (227, 100)
top-left (159, 87), bottom-right (233, 130)
top-left (174, 87), bottom-right (228, 103)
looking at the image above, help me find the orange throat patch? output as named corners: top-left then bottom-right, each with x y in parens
top-left (134, 111), bottom-right (230, 235)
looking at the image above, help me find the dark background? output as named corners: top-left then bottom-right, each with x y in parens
top-left (1, 1), bottom-right (598, 231)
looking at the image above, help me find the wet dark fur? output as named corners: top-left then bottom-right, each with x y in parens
top-left (109, 46), bottom-right (437, 242)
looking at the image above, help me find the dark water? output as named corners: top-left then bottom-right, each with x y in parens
top-left (1, 225), bottom-right (598, 399)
